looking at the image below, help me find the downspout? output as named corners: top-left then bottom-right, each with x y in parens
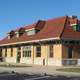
top-left (33, 46), bottom-right (34, 64)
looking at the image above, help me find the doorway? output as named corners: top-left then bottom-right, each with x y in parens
top-left (17, 47), bottom-right (21, 63)
top-left (68, 47), bottom-right (73, 58)
top-left (0, 49), bottom-right (2, 62)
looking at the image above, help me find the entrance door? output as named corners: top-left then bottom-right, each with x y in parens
top-left (17, 52), bottom-right (21, 63)
top-left (68, 47), bottom-right (73, 58)
top-left (17, 47), bottom-right (21, 63)
top-left (67, 47), bottom-right (73, 65)
top-left (0, 49), bottom-right (2, 62)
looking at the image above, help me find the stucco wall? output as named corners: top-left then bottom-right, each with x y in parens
top-left (2, 47), bottom-right (17, 63)
top-left (5, 57), bottom-right (16, 63)
top-left (1, 44), bottom-right (63, 66)
top-left (33, 45), bottom-right (45, 65)
top-left (20, 57), bottom-right (33, 64)
top-left (2, 48), bottom-right (5, 57)
top-left (19, 44), bottom-right (63, 66)
top-left (53, 44), bottom-right (62, 66)
top-left (62, 45), bottom-right (68, 59)
top-left (72, 46), bottom-right (79, 59)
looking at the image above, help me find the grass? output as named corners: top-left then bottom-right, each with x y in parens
top-left (0, 64), bottom-right (32, 68)
top-left (56, 68), bottom-right (80, 73)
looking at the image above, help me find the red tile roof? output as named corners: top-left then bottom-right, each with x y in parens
top-left (0, 16), bottom-right (80, 46)
top-left (61, 17), bottom-right (80, 40)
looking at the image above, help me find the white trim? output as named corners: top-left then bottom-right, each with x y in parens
top-left (70, 23), bottom-right (77, 26)
top-left (5, 57), bottom-right (16, 63)
top-left (0, 37), bottom-right (60, 46)
top-left (15, 31), bottom-right (19, 33)
top-left (61, 38), bottom-right (80, 41)
top-left (25, 28), bottom-right (35, 31)
top-left (15, 28), bottom-right (35, 33)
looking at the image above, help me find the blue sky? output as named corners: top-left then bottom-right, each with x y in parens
top-left (0, 0), bottom-right (80, 39)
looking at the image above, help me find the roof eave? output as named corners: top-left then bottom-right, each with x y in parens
top-left (0, 37), bottom-right (60, 46)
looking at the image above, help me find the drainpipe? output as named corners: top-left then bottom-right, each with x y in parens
top-left (33, 46), bottom-right (34, 64)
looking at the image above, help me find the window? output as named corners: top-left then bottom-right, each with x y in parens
top-left (17, 47), bottom-right (21, 52)
top-left (0, 48), bottom-right (2, 57)
top-left (5, 48), bottom-right (7, 57)
top-left (27, 30), bottom-right (36, 36)
top-left (11, 48), bottom-right (13, 57)
top-left (49, 45), bottom-right (53, 57)
top-left (36, 46), bottom-right (41, 57)
top-left (19, 28), bottom-right (25, 36)
top-left (23, 46), bottom-right (31, 57)
top-left (15, 32), bottom-right (19, 37)
top-left (8, 30), bottom-right (15, 39)
top-left (72, 25), bottom-right (80, 31)
top-left (68, 47), bottom-right (73, 58)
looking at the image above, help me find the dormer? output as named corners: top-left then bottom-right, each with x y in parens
top-left (25, 20), bottom-right (45, 36)
top-left (8, 30), bottom-right (15, 39)
top-left (19, 27), bottom-right (25, 36)
top-left (26, 28), bottom-right (36, 36)
top-left (69, 16), bottom-right (80, 31)
top-left (69, 16), bottom-right (77, 26)
top-left (15, 27), bottom-right (25, 37)
top-left (35, 20), bottom-right (45, 30)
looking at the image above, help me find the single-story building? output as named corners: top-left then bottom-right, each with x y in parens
top-left (0, 16), bottom-right (80, 66)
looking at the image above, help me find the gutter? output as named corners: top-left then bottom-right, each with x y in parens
top-left (0, 37), bottom-right (60, 46)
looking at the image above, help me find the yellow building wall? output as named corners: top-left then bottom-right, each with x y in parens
top-left (37, 44), bottom-right (80, 60)
top-left (2, 47), bottom-right (17, 58)
top-left (31, 46), bottom-right (35, 64)
top-left (7, 48), bottom-right (11, 57)
top-left (32, 46), bottom-right (36, 58)
top-left (2, 48), bottom-right (5, 57)
top-left (73, 50), bottom-right (78, 59)
top-left (41, 45), bottom-right (46, 58)
top-left (45, 45), bottom-right (49, 59)
top-left (72, 47), bottom-right (79, 59)
top-left (52, 44), bottom-right (62, 66)
top-left (13, 47), bottom-right (17, 57)
top-left (54, 44), bottom-right (62, 59)
top-left (32, 45), bottom-right (48, 59)
top-left (62, 45), bottom-right (80, 59)
top-left (62, 45), bottom-right (68, 59)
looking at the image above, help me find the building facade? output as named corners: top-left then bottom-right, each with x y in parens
top-left (0, 16), bottom-right (80, 66)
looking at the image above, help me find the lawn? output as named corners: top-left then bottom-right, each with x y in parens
top-left (56, 68), bottom-right (80, 73)
top-left (0, 64), bottom-right (32, 68)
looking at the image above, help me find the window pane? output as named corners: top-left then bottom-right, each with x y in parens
top-left (27, 30), bottom-right (35, 36)
top-left (68, 47), bottom-right (73, 58)
top-left (23, 46), bottom-right (31, 57)
top-left (49, 45), bottom-right (53, 57)
top-left (5, 48), bottom-right (7, 57)
top-left (36, 46), bottom-right (41, 57)
top-left (11, 48), bottom-right (13, 57)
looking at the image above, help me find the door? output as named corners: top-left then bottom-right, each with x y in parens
top-left (17, 47), bottom-right (21, 63)
top-left (68, 47), bottom-right (73, 58)
top-left (67, 47), bottom-right (73, 65)
top-left (17, 52), bottom-right (21, 63)
top-left (0, 49), bottom-right (2, 62)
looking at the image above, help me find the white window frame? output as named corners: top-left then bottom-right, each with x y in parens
top-left (23, 46), bottom-right (31, 57)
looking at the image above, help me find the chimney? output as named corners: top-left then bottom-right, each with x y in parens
top-left (69, 16), bottom-right (78, 26)
top-left (69, 15), bottom-right (77, 19)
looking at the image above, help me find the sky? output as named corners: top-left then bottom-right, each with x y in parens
top-left (0, 0), bottom-right (80, 39)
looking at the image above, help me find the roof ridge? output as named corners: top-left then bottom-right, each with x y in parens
top-left (47, 16), bottom-right (68, 22)
top-left (59, 16), bottom-right (68, 38)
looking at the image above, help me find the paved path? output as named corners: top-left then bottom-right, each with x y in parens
top-left (0, 63), bottom-right (80, 76)
top-left (0, 64), bottom-right (80, 77)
